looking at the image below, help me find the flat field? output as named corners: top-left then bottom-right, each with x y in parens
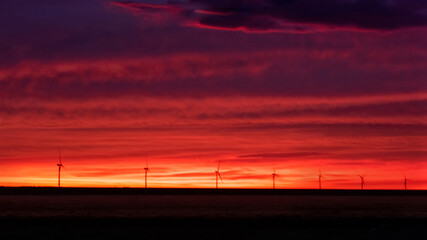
top-left (0, 188), bottom-right (426, 239)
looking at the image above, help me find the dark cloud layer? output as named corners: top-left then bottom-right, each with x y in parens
top-left (114, 0), bottom-right (427, 32)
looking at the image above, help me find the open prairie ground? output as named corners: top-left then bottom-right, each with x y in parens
top-left (0, 188), bottom-right (426, 239)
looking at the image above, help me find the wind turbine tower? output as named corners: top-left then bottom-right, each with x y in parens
top-left (215, 160), bottom-right (223, 189)
top-left (272, 168), bottom-right (278, 190)
top-left (318, 171), bottom-right (322, 190)
top-left (359, 175), bottom-right (366, 190)
top-left (404, 175), bottom-right (408, 191)
top-left (57, 150), bottom-right (64, 188)
top-left (144, 158), bottom-right (151, 189)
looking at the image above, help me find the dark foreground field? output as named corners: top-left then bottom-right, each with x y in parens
top-left (0, 188), bottom-right (426, 240)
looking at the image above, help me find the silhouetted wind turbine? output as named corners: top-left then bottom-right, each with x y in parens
top-left (318, 170), bottom-right (322, 190)
top-left (57, 150), bottom-right (64, 188)
top-left (215, 160), bottom-right (223, 189)
top-left (403, 174), bottom-right (408, 191)
top-left (272, 168), bottom-right (278, 190)
top-left (358, 175), bottom-right (366, 190)
top-left (144, 157), bottom-right (151, 189)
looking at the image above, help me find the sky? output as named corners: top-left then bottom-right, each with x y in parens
top-left (0, 0), bottom-right (426, 189)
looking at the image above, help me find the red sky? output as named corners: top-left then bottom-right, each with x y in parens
top-left (0, 0), bottom-right (426, 189)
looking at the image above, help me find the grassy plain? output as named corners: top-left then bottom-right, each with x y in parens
top-left (0, 188), bottom-right (425, 239)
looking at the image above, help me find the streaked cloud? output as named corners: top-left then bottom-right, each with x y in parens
top-left (112, 0), bottom-right (427, 32)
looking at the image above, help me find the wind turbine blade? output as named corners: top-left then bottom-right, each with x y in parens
top-left (218, 172), bottom-right (223, 182)
top-left (217, 160), bottom-right (221, 171)
top-left (58, 149), bottom-right (62, 165)
top-left (145, 155), bottom-right (148, 168)
top-left (148, 169), bottom-right (151, 173)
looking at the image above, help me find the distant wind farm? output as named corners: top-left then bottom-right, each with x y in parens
top-left (45, 151), bottom-right (419, 190)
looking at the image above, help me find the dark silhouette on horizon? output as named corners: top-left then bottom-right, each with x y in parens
top-left (272, 168), bottom-right (278, 190)
top-left (404, 174), bottom-right (408, 191)
top-left (215, 160), bottom-right (223, 189)
top-left (57, 150), bottom-right (64, 188)
top-left (359, 175), bottom-right (366, 190)
top-left (144, 156), bottom-right (151, 189)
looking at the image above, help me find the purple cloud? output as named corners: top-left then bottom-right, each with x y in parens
top-left (113, 0), bottom-right (427, 32)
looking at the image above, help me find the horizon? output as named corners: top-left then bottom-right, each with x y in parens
top-left (1, 186), bottom-right (425, 191)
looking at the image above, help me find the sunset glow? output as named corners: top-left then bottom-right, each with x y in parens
top-left (1, 0), bottom-right (426, 189)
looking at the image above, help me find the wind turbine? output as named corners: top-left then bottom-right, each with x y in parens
top-left (144, 157), bottom-right (151, 189)
top-left (272, 168), bottom-right (278, 190)
top-left (57, 150), bottom-right (64, 188)
top-left (215, 160), bottom-right (223, 189)
top-left (318, 170), bottom-right (322, 190)
top-left (358, 175), bottom-right (366, 190)
top-left (403, 174), bottom-right (408, 191)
